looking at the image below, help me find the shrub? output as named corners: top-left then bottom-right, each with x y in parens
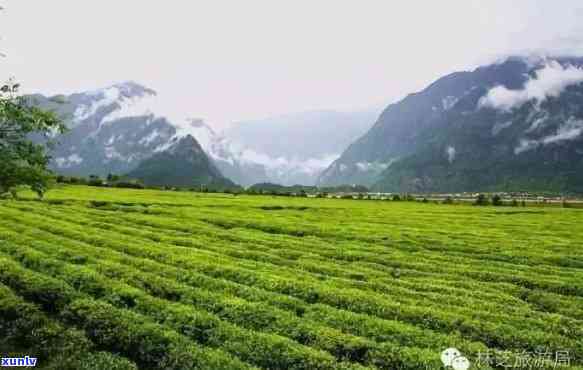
top-left (442, 196), bottom-right (454, 205)
top-left (62, 299), bottom-right (250, 370)
top-left (89, 201), bottom-right (110, 208)
top-left (106, 174), bottom-right (121, 183)
top-left (0, 284), bottom-right (92, 363)
top-left (87, 175), bottom-right (105, 187)
top-left (73, 352), bottom-right (138, 370)
top-left (474, 194), bottom-right (489, 206)
top-left (562, 199), bottom-right (571, 208)
top-left (113, 181), bottom-right (145, 189)
top-left (2, 187), bottom-right (582, 368)
top-left (491, 194), bottom-right (503, 206)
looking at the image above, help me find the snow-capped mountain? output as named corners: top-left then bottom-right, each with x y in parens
top-left (31, 81), bottom-right (239, 181)
top-left (223, 110), bottom-right (379, 186)
top-left (319, 56), bottom-right (583, 193)
top-left (127, 134), bottom-right (235, 188)
top-left (32, 82), bottom-right (179, 176)
top-left (35, 82), bottom-right (378, 186)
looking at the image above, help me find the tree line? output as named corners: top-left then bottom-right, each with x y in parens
top-left (0, 80), bottom-right (65, 198)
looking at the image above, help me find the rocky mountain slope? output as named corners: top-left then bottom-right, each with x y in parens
top-left (31, 82), bottom-right (178, 177)
top-left (34, 82), bottom-right (376, 187)
top-left (319, 56), bottom-right (583, 193)
top-left (127, 134), bottom-right (234, 188)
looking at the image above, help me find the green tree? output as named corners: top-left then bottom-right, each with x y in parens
top-left (562, 198), bottom-right (570, 208)
top-left (88, 175), bottom-right (104, 187)
top-left (474, 193), bottom-right (489, 206)
top-left (491, 194), bottom-right (503, 206)
top-left (106, 173), bottom-right (121, 183)
top-left (0, 81), bottom-right (65, 198)
top-left (442, 196), bottom-right (454, 205)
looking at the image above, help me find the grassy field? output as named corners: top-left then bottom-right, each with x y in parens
top-left (1, 185), bottom-right (582, 369)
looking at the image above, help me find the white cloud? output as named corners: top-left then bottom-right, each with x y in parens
top-left (542, 117), bottom-right (583, 144)
top-left (6, 2), bottom-right (583, 128)
top-left (104, 146), bottom-right (124, 161)
top-left (173, 119), bottom-right (216, 149)
top-left (525, 112), bottom-right (548, 133)
top-left (491, 120), bottom-right (513, 136)
top-left (480, 60), bottom-right (583, 111)
top-left (514, 139), bottom-right (539, 154)
top-left (54, 154), bottom-right (83, 168)
top-left (446, 146), bottom-right (456, 163)
top-left (90, 84), bottom-right (219, 152)
top-left (442, 96), bottom-right (458, 110)
top-left (355, 161), bottom-right (390, 172)
top-left (74, 86), bottom-right (121, 121)
top-left (239, 149), bottom-right (338, 176)
top-left (101, 87), bottom-right (191, 129)
top-left (515, 117), bottom-right (583, 154)
top-left (138, 129), bottom-right (161, 146)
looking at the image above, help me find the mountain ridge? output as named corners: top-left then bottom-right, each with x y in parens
top-left (319, 56), bottom-right (583, 193)
top-left (33, 82), bottom-right (377, 187)
top-left (126, 134), bottom-right (235, 188)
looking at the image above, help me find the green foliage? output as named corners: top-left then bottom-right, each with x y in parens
top-left (327, 58), bottom-right (583, 195)
top-left (491, 194), bottom-right (503, 206)
top-left (0, 81), bottom-right (65, 198)
top-left (56, 175), bottom-right (88, 185)
top-left (0, 186), bottom-right (582, 368)
top-left (474, 194), bottom-right (489, 206)
top-left (126, 135), bottom-right (237, 190)
top-left (72, 352), bottom-right (138, 370)
top-left (57, 174), bottom-right (145, 189)
top-left (106, 173), bottom-right (121, 182)
top-left (442, 196), bottom-right (454, 205)
top-left (245, 183), bottom-right (369, 197)
top-left (318, 184), bottom-right (369, 193)
top-left (87, 175), bottom-right (105, 187)
top-left (112, 180), bottom-right (145, 189)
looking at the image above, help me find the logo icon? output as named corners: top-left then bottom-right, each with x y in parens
top-left (441, 348), bottom-right (470, 370)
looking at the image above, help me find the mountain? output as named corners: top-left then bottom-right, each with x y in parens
top-left (30, 81), bottom-right (239, 187)
top-left (318, 56), bottom-right (583, 193)
top-left (34, 82), bottom-right (379, 187)
top-left (31, 82), bottom-right (177, 176)
top-left (223, 110), bottom-right (379, 185)
top-left (126, 135), bottom-right (235, 188)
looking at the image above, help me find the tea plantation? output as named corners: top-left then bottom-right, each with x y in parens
top-left (0, 186), bottom-right (582, 369)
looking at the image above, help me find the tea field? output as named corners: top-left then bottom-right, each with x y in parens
top-left (0, 185), bottom-right (582, 369)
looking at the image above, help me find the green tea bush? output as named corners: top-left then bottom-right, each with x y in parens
top-left (0, 186), bottom-right (582, 368)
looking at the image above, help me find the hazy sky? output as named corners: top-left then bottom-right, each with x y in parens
top-left (1, 1), bottom-right (583, 128)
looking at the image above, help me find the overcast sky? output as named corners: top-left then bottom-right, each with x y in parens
top-left (1, 1), bottom-right (583, 128)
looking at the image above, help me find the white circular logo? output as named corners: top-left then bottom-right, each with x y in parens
top-left (441, 348), bottom-right (462, 367)
top-left (452, 356), bottom-right (470, 370)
